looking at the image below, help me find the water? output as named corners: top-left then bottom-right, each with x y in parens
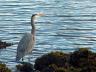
top-left (0, 0), bottom-right (96, 69)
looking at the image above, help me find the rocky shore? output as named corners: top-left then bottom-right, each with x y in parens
top-left (0, 48), bottom-right (96, 72)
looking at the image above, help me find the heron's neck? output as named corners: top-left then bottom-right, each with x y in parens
top-left (31, 18), bottom-right (35, 35)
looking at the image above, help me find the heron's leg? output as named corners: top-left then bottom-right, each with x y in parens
top-left (28, 53), bottom-right (32, 62)
top-left (22, 57), bottom-right (24, 61)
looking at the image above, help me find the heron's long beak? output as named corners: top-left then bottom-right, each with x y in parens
top-left (37, 13), bottom-right (44, 16)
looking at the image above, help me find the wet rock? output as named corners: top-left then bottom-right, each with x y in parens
top-left (16, 62), bottom-right (34, 72)
top-left (34, 48), bottom-right (96, 72)
top-left (0, 40), bottom-right (13, 49)
top-left (0, 63), bottom-right (11, 72)
top-left (34, 51), bottom-right (68, 71)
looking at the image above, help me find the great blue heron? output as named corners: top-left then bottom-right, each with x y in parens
top-left (16, 13), bottom-right (44, 61)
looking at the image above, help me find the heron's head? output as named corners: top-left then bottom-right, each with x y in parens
top-left (31, 13), bottom-right (44, 19)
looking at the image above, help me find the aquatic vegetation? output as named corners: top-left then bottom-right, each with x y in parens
top-left (16, 62), bottom-right (34, 72)
top-left (0, 63), bottom-right (11, 72)
top-left (34, 48), bottom-right (96, 72)
top-left (34, 51), bottom-right (68, 71)
top-left (5, 48), bottom-right (95, 72)
top-left (69, 48), bottom-right (89, 67)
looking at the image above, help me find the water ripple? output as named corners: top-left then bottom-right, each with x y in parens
top-left (0, 0), bottom-right (96, 69)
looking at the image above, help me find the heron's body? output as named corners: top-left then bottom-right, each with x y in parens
top-left (16, 13), bottom-right (43, 61)
top-left (16, 33), bottom-right (35, 61)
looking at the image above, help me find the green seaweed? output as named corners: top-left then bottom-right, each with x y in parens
top-left (34, 48), bottom-right (96, 72)
top-left (0, 63), bottom-right (11, 72)
top-left (34, 51), bottom-right (68, 71)
top-left (16, 62), bottom-right (34, 72)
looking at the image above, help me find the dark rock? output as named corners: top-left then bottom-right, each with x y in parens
top-left (16, 62), bottom-right (34, 72)
top-left (34, 51), bottom-right (68, 71)
top-left (0, 40), bottom-right (13, 49)
top-left (0, 63), bottom-right (11, 72)
top-left (34, 48), bottom-right (96, 72)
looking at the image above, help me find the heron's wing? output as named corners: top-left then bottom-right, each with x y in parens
top-left (16, 33), bottom-right (33, 61)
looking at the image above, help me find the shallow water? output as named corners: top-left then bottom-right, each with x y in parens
top-left (0, 0), bottom-right (96, 69)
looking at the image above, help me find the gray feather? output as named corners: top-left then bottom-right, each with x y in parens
top-left (16, 33), bottom-right (35, 61)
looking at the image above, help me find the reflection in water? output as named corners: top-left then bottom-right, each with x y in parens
top-left (0, 0), bottom-right (96, 69)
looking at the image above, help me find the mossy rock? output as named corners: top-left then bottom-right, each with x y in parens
top-left (34, 51), bottom-right (68, 71)
top-left (69, 48), bottom-right (90, 67)
top-left (34, 48), bottom-right (96, 72)
top-left (16, 62), bottom-right (34, 72)
top-left (0, 63), bottom-right (11, 72)
top-left (40, 64), bottom-right (81, 72)
top-left (69, 48), bottom-right (96, 72)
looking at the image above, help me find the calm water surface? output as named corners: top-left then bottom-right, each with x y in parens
top-left (0, 0), bottom-right (96, 69)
